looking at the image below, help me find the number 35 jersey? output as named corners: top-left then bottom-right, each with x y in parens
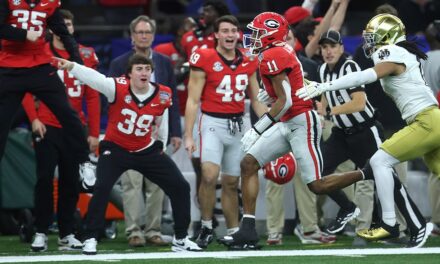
top-left (0, 0), bottom-right (60, 67)
top-left (189, 48), bottom-right (258, 115)
top-left (105, 78), bottom-right (172, 152)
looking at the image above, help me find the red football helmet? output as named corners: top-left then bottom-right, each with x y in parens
top-left (244, 12), bottom-right (289, 55)
top-left (264, 152), bottom-right (297, 185)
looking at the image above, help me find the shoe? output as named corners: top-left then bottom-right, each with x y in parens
top-left (361, 160), bottom-right (374, 180)
top-left (82, 238), bottom-right (97, 255)
top-left (327, 206), bottom-right (361, 234)
top-left (31, 233), bottom-right (48, 252)
top-left (171, 236), bottom-right (202, 252)
top-left (294, 226), bottom-right (336, 244)
top-left (79, 161), bottom-right (96, 190)
top-left (195, 226), bottom-right (214, 248)
top-left (406, 222), bottom-right (433, 248)
top-left (58, 234), bottom-right (83, 250)
top-left (380, 232), bottom-right (409, 246)
top-left (218, 228), bottom-right (261, 250)
top-left (266, 232), bottom-right (282, 245)
top-left (352, 236), bottom-right (368, 247)
top-left (128, 236), bottom-right (146, 247)
top-left (147, 235), bottom-right (169, 246)
top-left (357, 222), bottom-right (399, 241)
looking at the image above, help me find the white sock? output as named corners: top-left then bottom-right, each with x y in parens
top-left (227, 227), bottom-right (239, 235)
top-left (383, 212), bottom-right (396, 227)
top-left (201, 219), bottom-right (213, 229)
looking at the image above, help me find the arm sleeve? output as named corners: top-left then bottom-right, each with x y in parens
top-left (70, 63), bottom-right (116, 101)
top-left (47, 9), bottom-right (83, 64)
top-left (21, 93), bottom-right (38, 122)
top-left (0, 0), bottom-right (27, 41)
top-left (326, 68), bottom-right (377, 92)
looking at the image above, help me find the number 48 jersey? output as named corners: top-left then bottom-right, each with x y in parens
top-left (105, 78), bottom-right (172, 152)
top-left (189, 48), bottom-right (258, 114)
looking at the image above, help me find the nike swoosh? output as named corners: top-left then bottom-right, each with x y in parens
top-left (151, 103), bottom-right (159, 107)
top-left (41, 3), bottom-right (48, 6)
top-left (174, 242), bottom-right (185, 246)
top-left (241, 62), bottom-right (249, 67)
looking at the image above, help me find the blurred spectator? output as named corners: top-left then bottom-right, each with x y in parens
top-left (98, 0), bottom-right (149, 25)
top-left (396, 0), bottom-right (440, 35)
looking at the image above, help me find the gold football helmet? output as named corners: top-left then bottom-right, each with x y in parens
top-left (362, 14), bottom-right (406, 57)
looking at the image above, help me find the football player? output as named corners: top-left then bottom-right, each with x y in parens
top-left (54, 54), bottom-right (202, 254)
top-left (21, 9), bottom-right (100, 252)
top-left (184, 15), bottom-right (266, 249)
top-left (219, 12), bottom-right (372, 249)
top-left (297, 14), bottom-right (437, 248)
top-left (0, 0), bottom-right (95, 185)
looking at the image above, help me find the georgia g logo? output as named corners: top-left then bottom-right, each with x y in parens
top-left (264, 19), bottom-right (280, 29)
top-left (278, 164), bottom-right (288, 178)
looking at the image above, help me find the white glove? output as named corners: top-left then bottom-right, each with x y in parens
top-left (296, 81), bottom-right (329, 100)
top-left (241, 128), bottom-right (260, 152)
top-left (257, 89), bottom-right (274, 105)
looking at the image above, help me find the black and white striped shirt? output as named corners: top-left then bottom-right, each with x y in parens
top-left (319, 56), bottom-right (375, 129)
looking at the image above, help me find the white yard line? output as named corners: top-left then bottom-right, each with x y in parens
top-left (1, 247), bottom-right (440, 263)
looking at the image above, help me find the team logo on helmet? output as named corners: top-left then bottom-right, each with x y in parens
top-left (277, 164), bottom-right (288, 178)
top-left (264, 19), bottom-right (280, 29)
top-left (13, 0), bottom-right (21, 5)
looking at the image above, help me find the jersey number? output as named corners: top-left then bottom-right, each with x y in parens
top-left (266, 60), bottom-right (279, 73)
top-left (11, 10), bottom-right (46, 35)
top-left (216, 74), bottom-right (248, 102)
top-left (117, 109), bottom-right (154, 136)
top-left (57, 70), bottom-right (82, 97)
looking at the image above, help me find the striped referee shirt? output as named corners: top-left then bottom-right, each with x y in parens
top-left (319, 56), bottom-right (375, 129)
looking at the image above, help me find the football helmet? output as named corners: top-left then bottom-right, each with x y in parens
top-left (362, 14), bottom-right (406, 58)
top-left (244, 12), bottom-right (289, 55)
top-left (263, 152), bottom-right (296, 185)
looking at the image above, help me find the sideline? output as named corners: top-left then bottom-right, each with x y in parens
top-left (2, 247), bottom-right (440, 263)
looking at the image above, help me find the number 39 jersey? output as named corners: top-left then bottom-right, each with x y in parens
top-left (0, 0), bottom-right (60, 67)
top-left (259, 44), bottom-right (313, 121)
top-left (104, 78), bottom-right (172, 152)
top-left (189, 48), bottom-right (258, 114)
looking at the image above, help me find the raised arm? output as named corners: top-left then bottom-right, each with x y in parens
top-left (54, 57), bottom-right (117, 101)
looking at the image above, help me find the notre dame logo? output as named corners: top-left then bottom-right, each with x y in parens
top-left (378, 49), bottom-right (390, 60)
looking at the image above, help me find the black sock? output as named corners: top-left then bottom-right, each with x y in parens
top-left (328, 190), bottom-right (355, 211)
top-left (241, 217), bottom-right (255, 229)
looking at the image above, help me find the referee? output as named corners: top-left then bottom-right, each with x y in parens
top-left (317, 30), bottom-right (384, 246)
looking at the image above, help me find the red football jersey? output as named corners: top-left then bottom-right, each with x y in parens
top-left (259, 44), bottom-right (313, 121)
top-left (180, 30), bottom-right (215, 59)
top-left (22, 43), bottom-right (101, 137)
top-left (189, 48), bottom-right (258, 114)
top-left (104, 78), bottom-right (172, 152)
top-left (0, 0), bottom-right (60, 67)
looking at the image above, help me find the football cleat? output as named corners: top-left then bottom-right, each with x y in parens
top-left (171, 236), bottom-right (202, 252)
top-left (58, 234), bottom-right (83, 250)
top-left (31, 233), bottom-right (48, 252)
top-left (326, 206), bottom-right (361, 234)
top-left (357, 222), bottom-right (399, 241)
top-left (406, 222), bottom-right (433, 248)
top-left (218, 228), bottom-right (262, 250)
top-left (82, 238), bottom-right (97, 255)
top-left (79, 161), bottom-right (96, 191)
top-left (195, 226), bottom-right (214, 248)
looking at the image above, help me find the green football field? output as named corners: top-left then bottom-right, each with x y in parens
top-left (1, 222), bottom-right (439, 264)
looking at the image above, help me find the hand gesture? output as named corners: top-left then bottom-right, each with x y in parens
top-left (296, 81), bottom-right (328, 100)
top-left (26, 30), bottom-right (42, 42)
top-left (31, 119), bottom-right (46, 138)
top-left (52, 57), bottom-right (74, 71)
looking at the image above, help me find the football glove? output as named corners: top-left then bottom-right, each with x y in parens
top-left (257, 89), bottom-right (275, 105)
top-left (296, 81), bottom-right (329, 100)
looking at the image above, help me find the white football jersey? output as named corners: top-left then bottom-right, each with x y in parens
top-left (372, 44), bottom-right (438, 122)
